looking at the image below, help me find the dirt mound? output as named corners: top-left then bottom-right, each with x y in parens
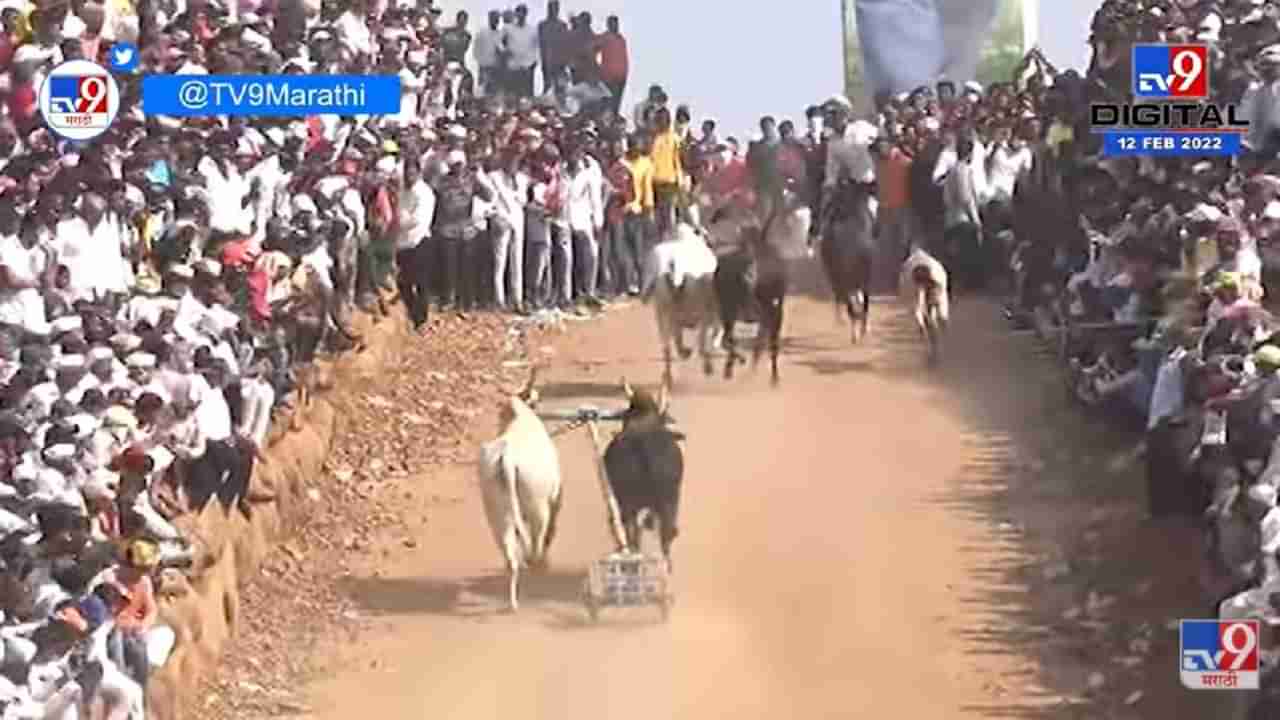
top-left (140, 308), bottom-right (556, 720)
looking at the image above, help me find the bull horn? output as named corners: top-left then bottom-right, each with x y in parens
top-left (658, 378), bottom-right (670, 415)
top-left (622, 377), bottom-right (634, 400)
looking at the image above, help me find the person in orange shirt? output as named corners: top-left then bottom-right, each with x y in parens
top-left (873, 136), bottom-right (915, 258)
top-left (105, 538), bottom-right (161, 689)
top-left (595, 15), bottom-right (628, 115)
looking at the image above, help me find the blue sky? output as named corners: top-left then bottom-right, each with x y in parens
top-left (1033, 0), bottom-right (1102, 73)
top-left (453, 0), bottom-right (846, 140)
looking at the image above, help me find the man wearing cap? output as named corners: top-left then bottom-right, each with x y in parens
top-left (433, 150), bottom-right (494, 313)
top-left (197, 138), bottom-right (255, 256)
top-left (817, 101), bottom-right (876, 240)
top-left (52, 354), bottom-right (95, 407)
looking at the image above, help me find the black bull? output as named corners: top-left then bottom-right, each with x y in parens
top-left (820, 182), bottom-right (875, 344)
top-left (713, 216), bottom-right (789, 386)
top-left (603, 395), bottom-right (685, 571)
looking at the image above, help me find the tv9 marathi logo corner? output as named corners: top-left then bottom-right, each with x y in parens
top-left (1180, 619), bottom-right (1262, 690)
top-left (1133, 44), bottom-right (1210, 99)
top-left (38, 60), bottom-right (121, 141)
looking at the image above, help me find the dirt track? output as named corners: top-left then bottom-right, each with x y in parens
top-left (295, 267), bottom-right (1219, 720)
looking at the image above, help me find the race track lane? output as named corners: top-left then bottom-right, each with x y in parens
top-left (302, 286), bottom-right (1076, 720)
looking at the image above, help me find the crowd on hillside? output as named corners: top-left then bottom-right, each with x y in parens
top-left (845, 0), bottom-right (1280, 709)
top-left (0, 0), bottom-right (768, 713)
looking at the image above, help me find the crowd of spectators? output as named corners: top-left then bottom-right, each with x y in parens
top-left (847, 0), bottom-right (1280, 709)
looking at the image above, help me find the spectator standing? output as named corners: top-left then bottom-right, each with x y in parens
top-left (601, 138), bottom-right (632, 298)
top-left (649, 107), bottom-right (684, 235)
top-left (1241, 46), bottom-right (1280, 155)
top-left (941, 134), bottom-right (982, 290)
top-left (488, 149), bottom-right (529, 313)
top-left (633, 85), bottom-right (667, 134)
top-left (101, 538), bottom-right (158, 691)
top-left (440, 10), bottom-right (472, 68)
top-left (872, 136), bottom-right (914, 265)
top-left (568, 12), bottom-right (598, 84)
top-left (502, 4), bottom-right (539, 98)
top-left (537, 0), bottom-right (570, 94)
top-left (395, 160), bottom-right (436, 330)
top-left (473, 11), bottom-right (503, 97)
top-left (619, 134), bottom-right (654, 295)
top-left (596, 15), bottom-right (628, 115)
top-left (746, 116), bottom-right (783, 221)
top-left (565, 144), bottom-right (605, 310)
top-left (433, 151), bottom-right (493, 314)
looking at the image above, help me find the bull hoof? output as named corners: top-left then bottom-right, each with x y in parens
top-left (770, 374), bottom-right (780, 388)
top-left (677, 346), bottom-right (693, 360)
top-left (723, 364), bottom-right (734, 380)
top-left (703, 359), bottom-right (714, 376)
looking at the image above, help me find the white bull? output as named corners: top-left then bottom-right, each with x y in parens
top-left (644, 222), bottom-right (721, 385)
top-left (477, 371), bottom-right (562, 612)
top-left (900, 247), bottom-right (950, 366)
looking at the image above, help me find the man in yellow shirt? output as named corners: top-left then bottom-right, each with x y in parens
top-left (619, 134), bottom-right (655, 294)
top-left (648, 106), bottom-right (683, 235)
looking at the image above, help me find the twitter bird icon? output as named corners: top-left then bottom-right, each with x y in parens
top-left (108, 42), bottom-right (138, 72)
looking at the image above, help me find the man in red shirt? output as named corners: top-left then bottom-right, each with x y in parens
top-left (595, 16), bottom-right (628, 115)
top-left (601, 139), bottom-right (634, 298)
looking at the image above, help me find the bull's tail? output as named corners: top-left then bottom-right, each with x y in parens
top-left (501, 452), bottom-right (532, 562)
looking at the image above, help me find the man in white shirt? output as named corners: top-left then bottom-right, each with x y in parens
top-left (985, 125), bottom-right (1033, 205)
top-left (0, 197), bottom-right (45, 335)
top-left (198, 142), bottom-right (255, 253)
top-left (185, 359), bottom-right (252, 517)
top-left (502, 4), bottom-right (540, 97)
top-left (395, 162), bottom-right (436, 329)
top-left (473, 11), bottom-right (503, 96)
top-left (334, 0), bottom-right (374, 61)
top-left (565, 146), bottom-right (605, 309)
top-left (487, 150), bottom-right (529, 313)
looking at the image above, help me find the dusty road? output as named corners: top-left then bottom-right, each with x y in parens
top-left (295, 273), bottom-right (1201, 719)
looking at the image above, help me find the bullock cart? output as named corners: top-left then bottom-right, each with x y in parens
top-left (540, 405), bottom-right (675, 623)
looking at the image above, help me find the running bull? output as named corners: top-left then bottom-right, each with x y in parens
top-left (477, 368), bottom-right (563, 612)
top-left (603, 379), bottom-right (684, 572)
top-left (644, 222), bottom-right (720, 385)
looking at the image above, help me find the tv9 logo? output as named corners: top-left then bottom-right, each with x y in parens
top-left (38, 59), bottom-right (120, 141)
top-left (1133, 44), bottom-right (1210, 99)
top-left (1180, 619), bottom-right (1261, 690)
